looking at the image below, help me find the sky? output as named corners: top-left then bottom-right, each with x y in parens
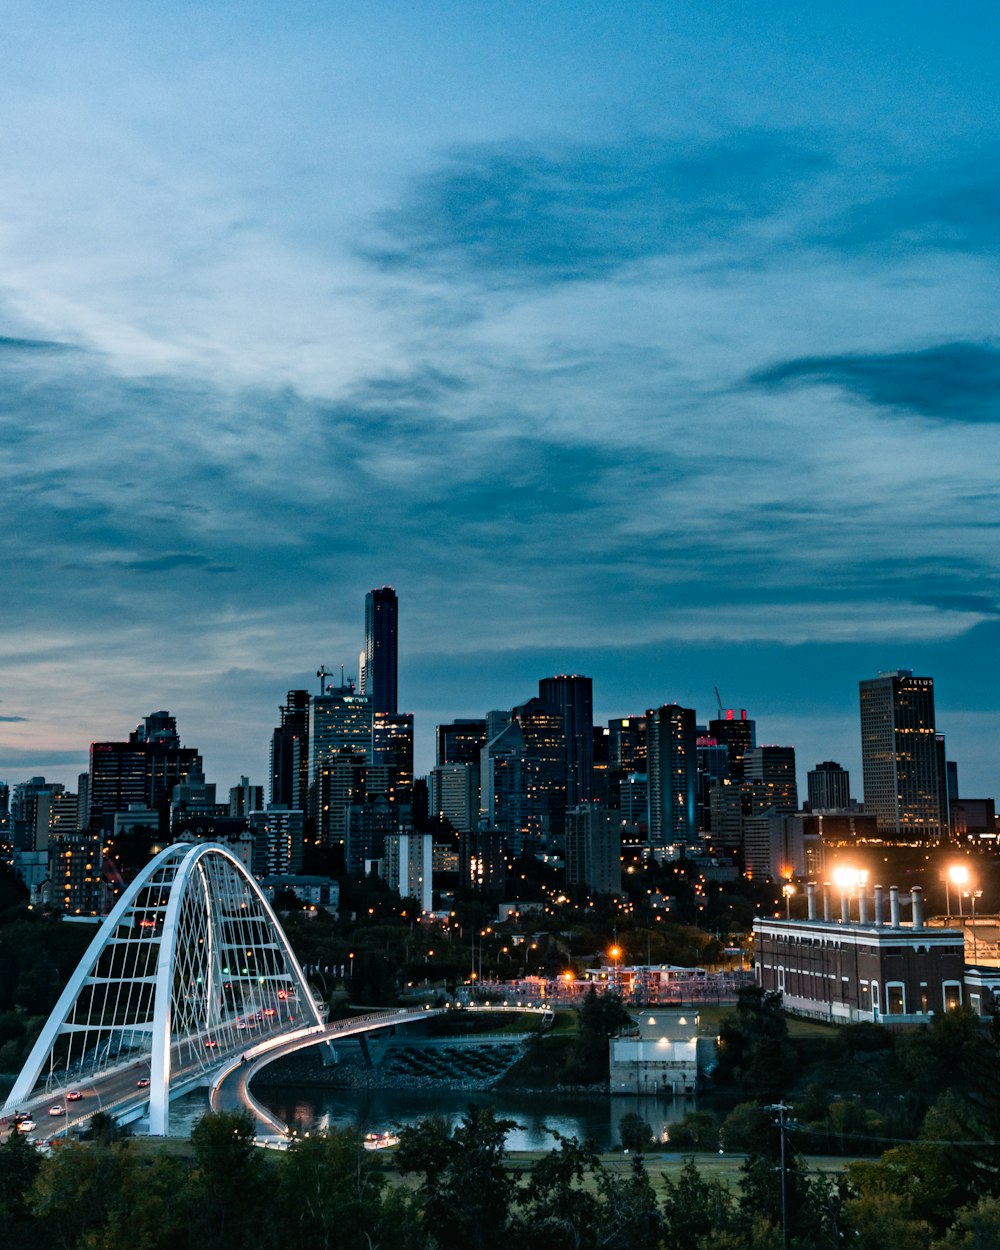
top-left (2, 2), bottom-right (999, 799)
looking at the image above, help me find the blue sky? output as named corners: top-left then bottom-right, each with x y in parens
top-left (2, 2), bottom-right (999, 798)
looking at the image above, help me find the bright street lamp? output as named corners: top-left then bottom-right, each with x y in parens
top-left (782, 883), bottom-right (795, 920)
top-left (947, 864), bottom-right (970, 920)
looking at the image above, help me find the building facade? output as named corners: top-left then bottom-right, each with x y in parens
top-left (859, 671), bottom-right (947, 842)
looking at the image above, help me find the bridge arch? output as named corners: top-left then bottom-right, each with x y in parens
top-left (3, 842), bottom-right (323, 1135)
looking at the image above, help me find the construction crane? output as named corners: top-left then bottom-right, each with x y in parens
top-left (714, 686), bottom-right (724, 718)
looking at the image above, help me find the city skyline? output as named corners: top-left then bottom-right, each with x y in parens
top-left (2, 5), bottom-right (999, 796)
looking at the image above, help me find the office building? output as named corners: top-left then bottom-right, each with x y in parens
top-left (646, 704), bottom-right (697, 850)
top-left (229, 776), bottom-right (263, 820)
top-left (743, 746), bottom-right (798, 811)
top-left (859, 671), bottom-right (947, 842)
top-left (436, 719), bottom-right (487, 766)
top-left (384, 830), bottom-right (433, 913)
top-left (538, 674), bottom-right (594, 807)
top-left (807, 761), bottom-right (851, 811)
top-left (608, 717), bottom-right (646, 774)
top-left (363, 586), bottom-right (398, 716)
top-left (372, 711), bottom-right (414, 799)
top-left (270, 689), bottom-right (310, 810)
top-left (429, 763), bottom-right (479, 832)
top-left (248, 806), bottom-right (304, 877)
top-left (88, 743), bottom-right (148, 832)
top-left (708, 710), bottom-right (756, 780)
top-left (565, 804), bottom-right (621, 895)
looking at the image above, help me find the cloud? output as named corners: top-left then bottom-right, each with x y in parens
top-left (364, 130), bottom-right (827, 285)
top-left (109, 553), bottom-right (237, 575)
top-left (819, 152), bottom-right (1000, 254)
top-left (749, 342), bottom-right (1000, 423)
top-left (0, 715), bottom-right (28, 722)
top-left (0, 334), bottom-right (76, 352)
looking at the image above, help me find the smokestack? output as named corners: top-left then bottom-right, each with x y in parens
top-left (873, 885), bottom-right (884, 927)
top-left (823, 883), bottom-right (832, 922)
top-left (911, 886), bottom-right (924, 930)
top-left (890, 885), bottom-right (900, 929)
top-left (858, 891), bottom-right (870, 926)
top-left (807, 882), bottom-right (817, 921)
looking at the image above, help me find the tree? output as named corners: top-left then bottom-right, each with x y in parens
top-left (0, 1127), bottom-right (41, 1245)
top-left (518, 1132), bottom-right (603, 1250)
top-left (396, 1106), bottom-right (519, 1250)
top-left (661, 1156), bottom-right (737, 1250)
top-left (277, 1126), bottom-right (422, 1250)
top-left (188, 1110), bottom-right (267, 1250)
top-left (618, 1112), bottom-right (653, 1153)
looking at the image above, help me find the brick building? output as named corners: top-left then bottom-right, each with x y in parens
top-left (754, 882), bottom-right (965, 1026)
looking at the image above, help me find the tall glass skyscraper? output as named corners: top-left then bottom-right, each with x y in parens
top-left (363, 587), bottom-right (398, 716)
top-left (859, 671), bottom-right (947, 842)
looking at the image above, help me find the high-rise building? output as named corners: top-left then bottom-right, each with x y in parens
top-left (696, 734), bottom-right (731, 834)
top-left (708, 710), bottom-right (756, 780)
top-left (384, 830), bottom-right (433, 913)
top-left (646, 704), bottom-right (697, 850)
top-left (88, 743), bottom-right (148, 832)
top-left (807, 761), bottom-right (851, 811)
top-left (743, 746), bottom-right (799, 812)
top-left (372, 711), bottom-right (414, 799)
top-left (436, 719), bottom-right (487, 766)
top-left (247, 805), bottom-right (304, 877)
top-left (270, 690), bottom-right (310, 810)
top-left (538, 675), bottom-right (594, 807)
top-left (363, 587), bottom-right (398, 716)
top-left (608, 717), bottom-right (647, 774)
top-left (859, 671), bottom-right (947, 842)
top-left (308, 687), bottom-right (372, 787)
top-left (229, 777), bottom-right (264, 819)
top-left (429, 764), bottom-right (479, 832)
top-left (480, 697), bottom-right (566, 852)
top-left (565, 805), bottom-right (621, 895)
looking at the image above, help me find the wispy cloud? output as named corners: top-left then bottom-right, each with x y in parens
top-left (749, 342), bottom-right (1000, 423)
top-left (364, 131), bottom-right (827, 285)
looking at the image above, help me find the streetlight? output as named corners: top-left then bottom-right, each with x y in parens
top-left (609, 945), bottom-right (621, 989)
top-left (947, 864), bottom-right (970, 921)
top-left (782, 883), bottom-right (795, 921)
top-left (965, 889), bottom-right (984, 962)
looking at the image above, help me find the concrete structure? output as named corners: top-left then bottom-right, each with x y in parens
top-left (609, 1010), bottom-right (704, 1095)
top-left (754, 881), bottom-right (965, 1025)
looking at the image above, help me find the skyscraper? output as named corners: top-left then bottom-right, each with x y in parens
top-left (538, 674), bottom-right (594, 807)
top-left (708, 709), bottom-right (756, 780)
top-left (269, 689), bottom-right (310, 809)
top-left (363, 587), bottom-right (398, 716)
top-left (807, 761), bottom-right (851, 811)
top-left (859, 671), bottom-right (947, 842)
top-left (646, 704), bottom-right (697, 850)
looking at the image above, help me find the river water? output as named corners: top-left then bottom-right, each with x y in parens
top-left (248, 1083), bottom-right (698, 1151)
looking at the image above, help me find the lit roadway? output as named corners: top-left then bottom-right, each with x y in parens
top-left (212, 1007), bottom-right (445, 1142)
top-left (2, 1007), bottom-right (445, 1144)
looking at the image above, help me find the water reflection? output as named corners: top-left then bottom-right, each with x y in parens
top-left (251, 1084), bottom-right (698, 1152)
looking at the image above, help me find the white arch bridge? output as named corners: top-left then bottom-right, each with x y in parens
top-left (2, 842), bottom-right (434, 1137)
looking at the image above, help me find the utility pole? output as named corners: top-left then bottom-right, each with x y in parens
top-left (765, 1101), bottom-right (793, 1250)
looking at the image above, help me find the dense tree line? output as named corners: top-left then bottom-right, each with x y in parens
top-left (3, 1102), bottom-right (1000, 1250)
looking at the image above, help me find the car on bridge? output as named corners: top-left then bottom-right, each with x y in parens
top-left (48, 1105), bottom-right (65, 1117)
